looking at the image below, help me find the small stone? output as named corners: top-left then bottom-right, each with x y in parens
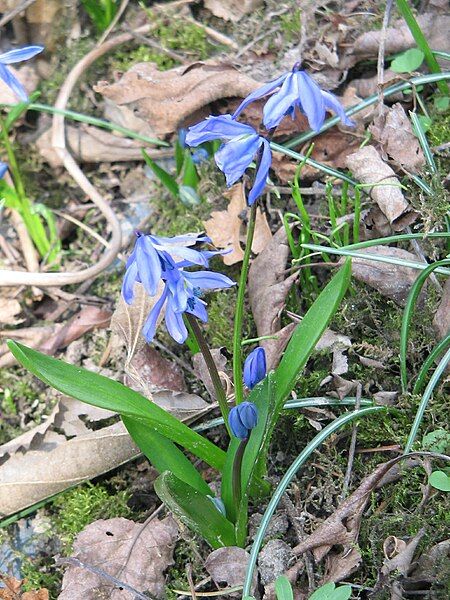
top-left (257, 539), bottom-right (295, 585)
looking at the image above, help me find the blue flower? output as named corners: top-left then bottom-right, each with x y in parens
top-left (0, 46), bottom-right (44, 101)
top-left (0, 163), bottom-right (8, 179)
top-left (243, 347), bottom-right (267, 389)
top-left (186, 115), bottom-right (272, 205)
top-left (228, 401), bottom-right (258, 440)
top-left (233, 65), bottom-right (354, 132)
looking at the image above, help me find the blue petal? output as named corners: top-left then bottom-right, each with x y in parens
top-left (232, 73), bottom-right (288, 119)
top-left (295, 71), bottom-right (326, 131)
top-left (321, 91), bottom-right (355, 127)
top-left (214, 134), bottom-right (260, 186)
top-left (263, 73), bottom-right (300, 130)
top-left (121, 259), bottom-right (139, 304)
top-left (142, 287), bottom-right (168, 342)
top-left (0, 46), bottom-right (44, 65)
top-left (183, 270), bottom-right (235, 290)
top-left (186, 115), bottom-right (256, 147)
top-left (136, 236), bottom-right (162, 296)
top-left (0, 162), bottom-right (8, 179)
top-left (0, 63), bottom-right (28, 101)
top-left (247, 138), bottom-right (271, 205)
top-left (165, 297), bottom-right (188, 343)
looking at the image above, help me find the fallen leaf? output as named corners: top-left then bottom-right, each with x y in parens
top-left (344, 245), bottom-right (425, 306)
top-left (203, 183), bottom-right (272, 265)
top-left (0, 422), bottom-right (138, 516)
top-left (0, 298), bottom-right (22, 325)
top-left (204, 0), bottom-right (263, 22)
top-left (248, 227), bottom-right (298, 370)
top-left (205, 546), bottom-right (257, 590)
top-left (95, 61), bottom-right (260, 137)
top-left (346, 145), bottom-right (417, 230)
top-left (59, 516), bottom-right (178, 599)
top-left (370, 103), bottom-right (425, 173)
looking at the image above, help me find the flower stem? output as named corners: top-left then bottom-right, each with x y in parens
top-left (185, 313), bottom-right (231, 435)
top-left (233, 202), bottom-right (257, 405)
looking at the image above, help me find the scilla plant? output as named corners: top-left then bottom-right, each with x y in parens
top-left (9, 66), bottom-right (362, 548)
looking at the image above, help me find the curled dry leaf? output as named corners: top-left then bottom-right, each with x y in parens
top-left (95, 61), bottom-right (259, 137)
top-left (346, 145), bottom-right (417, 230)
top-left (343, 245), bottom-right (425, 306)
top-left (369, 103), bottom-right (425, 173)
top-left (248, 227), bottom-right (298, 370)
top-left (204, 183), bottom-right (272, 265)
top-left (205, 546), bottom-right (257, 590)
top-left (59, 516), bottom-right (178, 600)
top-left (204, 0), bottom-right (263, 22)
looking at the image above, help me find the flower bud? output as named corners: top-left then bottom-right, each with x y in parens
top-left (243, 347), bottom-right (267, 389)
top-left (228, 401), bottom-right (258, 440)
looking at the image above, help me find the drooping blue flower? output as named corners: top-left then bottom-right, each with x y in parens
top-left (228, 401), bottom-right (258, 440)
top-left (0, 163), bottom-right (8, 179)
top-left (0, 46), bottom-right (44, 101)
top-left (233, 65), bottom-right (354, 132)
top-left (186, 115), bottom-right (272, 205)
top-left (243, 347), bottom-right (267, 389)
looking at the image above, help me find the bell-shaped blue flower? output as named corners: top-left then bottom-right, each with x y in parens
top-left (228, 401), bottom-right (258, 440)
top-left (186, 115), bottom-right (272, 205)
top-left (0, 46), bottom-right (44, 101)
top-left (233, 65), bottom-right (354, 132)
top-left (243, 347), bottom-right (267, 389)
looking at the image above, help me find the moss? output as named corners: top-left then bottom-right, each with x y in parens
top-left (52, 483), bottom-right (131, 549)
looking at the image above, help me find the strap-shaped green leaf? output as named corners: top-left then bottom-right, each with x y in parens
top-left (7, 341), bottom-right (225, 472)
top-left (123, 417), bottom-right (211, 496)
top-left (154, 471), bottom-right (236, 548)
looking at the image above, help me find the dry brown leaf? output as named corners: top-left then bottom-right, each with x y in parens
top-left (204, 0), bottom-right (262, 22)
top-left (248, 227), bottom-right (298, 370)
top-left (206, 546), bottom-right (257, 590)
top-left (346, 145), bottom-right (417, 230)
top-left (370, 104), bottom-right (425, 173)
top-left (345, 245), bottom-right (425, 306)
top-left (59, 516), bottom-right (178, 599)
top-left (204, 183), bottom-right (272, 265)
top-left (0, 576), bottom-right (48, 600)
top-left (0, 306), bottom-right (111, 368)
top-left (0, 422), bottom-right (138, 516)
top-left (0, 298), bottom-right (22, 325)
top-left (36, 124), bottom-right (146, 167)
top-left (95, 61), bottom-right (259, 137)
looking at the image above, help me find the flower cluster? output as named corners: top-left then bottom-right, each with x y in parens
top-left (122, 232), bottom-right (234, 344)
top-left (0, 46), bottom-right (44, 101)
top-left (185, 64), bottom-right (353, 205)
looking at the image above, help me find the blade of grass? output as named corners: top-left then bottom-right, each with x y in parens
top-left (404, 346), bottom-right (450, 454)
top-left (400, 259), bottom-right (450, 392)
top-left (242, 406), bottom-right (386, 597)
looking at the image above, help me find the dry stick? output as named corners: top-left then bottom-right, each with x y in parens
top-left (57, 557), bottom-right (152, 600)
top-left (377, 0), bottom-right (394, 114)
top-left (341, 383), bottom-right (362, 499)
top-left (0, 24), bottom-right (153, 288)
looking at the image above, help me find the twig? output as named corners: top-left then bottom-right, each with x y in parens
top-left (377, 0), bottom-right (394, 114)
top-left (57, 557), bottom-right (152, 600)
top-left (0, 0), bottom-right (37, 27)
top-left (341, 383), bottom-right (362, 498)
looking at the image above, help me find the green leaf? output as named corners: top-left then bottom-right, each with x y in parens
top-left (309, 582), bottom-right (352, 600)
top-left (391, 48), bottom-right (424, 73)
top-left (7, 341), bottom-right (225, 472)
top-left (122, 417), bottom-right (211, 495)
top-left (429, 470), bottom-right (450, 492)
top-left (142, 149), bottom-right (179, 198)
top-left (154, 471), bottom-right (236, 548)
top-left (182, 150), bottom-right (199, 189)
top-left (274, 575), bottom-right (293, 600)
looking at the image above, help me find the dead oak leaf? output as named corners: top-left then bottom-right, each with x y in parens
top-left (59, 516), bottom-right (178, 599)
top-left (204, 183), bottom-right (272, 265)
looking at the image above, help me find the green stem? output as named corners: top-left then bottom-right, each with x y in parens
top-left (233, 203), bottom-right (257, 405)
top-left (186, 313), bottom-right (231, 435)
